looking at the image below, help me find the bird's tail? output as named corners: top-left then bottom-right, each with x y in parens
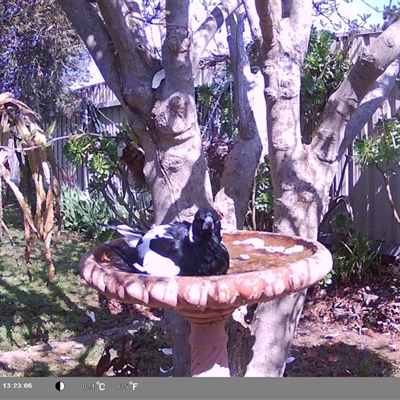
top-left (104, 221), bottom-right (144, 247)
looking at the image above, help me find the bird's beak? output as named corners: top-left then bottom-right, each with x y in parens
top-left (202, 216), bottom-right (214, 230)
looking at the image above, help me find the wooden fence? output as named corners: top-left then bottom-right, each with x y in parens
top-left (8, 30), bottom-right (400, 248)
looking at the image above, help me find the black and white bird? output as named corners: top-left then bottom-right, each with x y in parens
top-left (106, 207), bottom-right (229, 277)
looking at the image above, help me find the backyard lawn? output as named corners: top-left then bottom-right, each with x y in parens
top-left (0, 204), bottom-right (172, 377)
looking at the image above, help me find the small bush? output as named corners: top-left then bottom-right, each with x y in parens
top-left (60, 184), bottom-right (115, 239)
top-left (325, 212), bottom-right (380, 286)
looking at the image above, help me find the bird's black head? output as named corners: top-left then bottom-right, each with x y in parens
top-left (191, 207), bottom-right (222, 242)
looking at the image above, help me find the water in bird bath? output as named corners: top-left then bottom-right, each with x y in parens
top-left (223, 231), bottom-right (315, 274)
top-left (96, 231), bottom-right (316, 276)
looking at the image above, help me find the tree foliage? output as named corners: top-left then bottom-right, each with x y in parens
top-left (0, 0), bottom-right (90, 121)
top-left (353, 114), bottom-right (400, 226)
top-left (301, 28), bottom-right (351, 136)
top-left (354, 114), bottom-right (400, 168)
top-left (327, 212), bottom-right (380, 286)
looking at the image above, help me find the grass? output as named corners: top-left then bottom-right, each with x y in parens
top-left (0, 204), bottom-right (172, 377)
top-left (0, 207), bottom-right (96, 350)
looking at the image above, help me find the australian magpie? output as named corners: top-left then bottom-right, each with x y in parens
top-left (106, 207), bottom-right (230, 277)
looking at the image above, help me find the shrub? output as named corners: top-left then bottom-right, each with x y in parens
top-left (62, 113), bottom-right (153, 231)
top-left (325, 212), bottom-right (381, 285)
top-left (60, 184), bottom-right (116, 239)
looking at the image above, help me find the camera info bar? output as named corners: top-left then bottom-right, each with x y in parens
top-left (1, 377), bottom-right (399, 400)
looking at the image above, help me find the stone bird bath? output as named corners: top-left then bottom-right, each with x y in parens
top-left (79, 231), bottom-right (332, 377)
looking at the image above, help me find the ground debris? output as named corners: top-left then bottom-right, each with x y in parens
top-left (304, 282), bottom-right (400, 335)
top-left (286, 281), bottom-right (400, 377)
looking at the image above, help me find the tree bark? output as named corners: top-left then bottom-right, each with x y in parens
top-left (340, 56), bottom-right (400, 154)
top-left (162, 310), bottom-right (191, 377)
top-left (214, 6), bottom-right (267, 230)
top-left (244, 0), bottom-right (313, 377)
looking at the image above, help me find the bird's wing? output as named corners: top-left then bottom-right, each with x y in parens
top-left (141, 251), bottom-right (181, 276)
top-left (135, 223), bottom-right (189, 276)
top-left (181, 238), bottom-right (229, 276)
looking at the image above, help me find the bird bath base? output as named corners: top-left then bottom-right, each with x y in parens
top-left (79, 231), bottom-right (332, 377)
top-left (189, 320), bottom-right (230, 377)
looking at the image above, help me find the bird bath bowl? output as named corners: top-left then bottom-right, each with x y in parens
top-left (79, 231), bottom-right (332, 377)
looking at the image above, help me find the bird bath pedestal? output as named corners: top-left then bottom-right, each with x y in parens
top-left (79, 231), bottom-right (332, 377)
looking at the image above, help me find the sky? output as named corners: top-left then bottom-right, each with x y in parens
top-left (80, 0), bottom-right (387, 88)
top-left (312, 0), bottom-right (385, 30)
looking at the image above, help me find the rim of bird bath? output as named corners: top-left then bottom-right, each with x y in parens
top-left (79, 230), bottom-right (332, 377)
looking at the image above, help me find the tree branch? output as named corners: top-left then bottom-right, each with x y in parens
top-left (375, 162), bottom-right (400, 225)
top-left (311, 19), bottom-right (400, 162)
top-left (228, 9), bottom-right (265, 142)
top-left (158, 0), bottom-right (167, 47)
top-left (215, 7), bottom-right (266, 230)
top-left (191, 0), bottom-right (241, 71)
top-left (0, 132), bottom-right (121, 152)
top-left (289, 0), bottom-right (311, 28)
top-left (340, 56), bottom-right (400, 154)
top-left (162, 0), bottom-right (191, 86)
top-left (243, 0), bottom-right (262, 44)
top-left (57, 0), bottom-right (123, 97)
top-left (255, 0), bottom-right (276, 51)
top-left (96, 0), bottom-right (156, 71)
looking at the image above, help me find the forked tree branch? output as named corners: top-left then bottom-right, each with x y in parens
top-left (96, 0), bottom-right (156, 71)
top-left (340, 56), bottom-right (400, 154)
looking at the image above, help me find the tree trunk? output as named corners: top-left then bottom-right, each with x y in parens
top-left (215, 7), bottom-right (266, 230)
top-left (226, 316), bottom-right (255, 377)
top-left (243, 0), bottom-right (314, 377)
top-left (162, 310), bottom-right (191, 377)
